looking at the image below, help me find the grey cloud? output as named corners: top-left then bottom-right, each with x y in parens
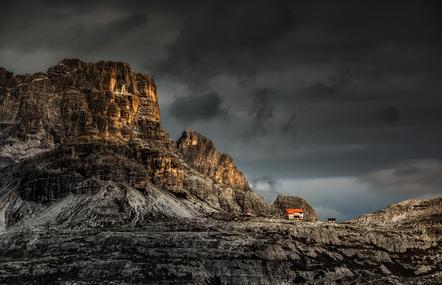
top-left (363, 159), bottom-right (442, 196)
top-left (3, 11), bottom-right (147, 53)
top-left (252, 175), bottom-right (281, 192)
top-left (291, 69), bottom-right (386, 103)
top-left (375, 106), bottom-right (399, 124)
top-left (169, 92), bottom-right (226, 123)
top-left (79, 13), bottom-right (148, 51)
top-left (295, 83), bottom-right (337, 102)
top-left (158, 0), bottom-right (297, 85)
top-left (251, 175), bottom-right (282, 203)
top-left (281, 112), bottom-right (297, 134)
top-left (247, 89), bottom-right (275, 136)
top-left (395, 166), bottom-right (419, 176)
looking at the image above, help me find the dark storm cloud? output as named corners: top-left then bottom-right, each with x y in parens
top-left (0, 7), bottom-right (147, 52)
top-left (169, 92), bottom-right (225, 122)
top-left (247, 89), bottom-right (275, 135)
top-left (375, 106), bottom-right (399, 124)
top-left (295, 83), bottom-right (337, 102)
top-left (290, 69), bottom-right (387, 103)
top-left (73, 13), bottom-right (148, 52)
top-left (158, 0), bottom-right (297, 85)
top-left (281, 112), bottom-right (297, 134)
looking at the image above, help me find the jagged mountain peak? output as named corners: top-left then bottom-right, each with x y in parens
top-left (49, 58), bottom-right (155, 88)
top-left (177, 129), bottom-right (251, 191)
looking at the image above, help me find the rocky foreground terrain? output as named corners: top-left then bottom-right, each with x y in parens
top-left (0, 59), bottom-right (441, 284)
top-left (0, 217), bottom-right (441, 284)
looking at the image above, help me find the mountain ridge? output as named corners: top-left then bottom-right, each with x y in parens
top-left (350, 197), bottom-right (442, 240)
top-left (0, 58), bottom-right (284, 229)
top-left (0, 59), bottom-right (440, 284)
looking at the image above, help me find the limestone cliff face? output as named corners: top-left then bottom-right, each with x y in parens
top-left (0, 58), bottom-right (166, 161)
top-left (177, 130), bottom-right (272, 216)
top-left (177, 129), bottom-right (250, 191)
top-left (272, 195), bottom-right (318, 221)
top-left (0, 59), bottom-right (272, 226)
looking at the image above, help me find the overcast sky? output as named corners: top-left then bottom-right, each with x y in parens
top-left (1, 0), bottom-right (441, 220)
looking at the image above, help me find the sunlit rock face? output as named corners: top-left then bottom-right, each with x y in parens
top-left (177, 129), bottom-right (250, 191)
top-left (0, 59), bottom-right (166, 161)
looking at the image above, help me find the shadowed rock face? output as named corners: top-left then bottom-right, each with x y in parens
top-left (272, 195), bottom-right (318, 221)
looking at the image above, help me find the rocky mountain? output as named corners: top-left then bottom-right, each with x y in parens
top-left (177, 129), bottom-right (271, 216)
top-left (0, 59), bottom-right (271, 231)
top-left (272, 195), bottom-right (318, 221)
top-left (0, 59), bottom-right (440, 284)
top-left (350, 197), bottom-right (442, 240)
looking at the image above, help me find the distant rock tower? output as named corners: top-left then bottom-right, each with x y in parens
top-left (272, 195), bottom-right (318, 221)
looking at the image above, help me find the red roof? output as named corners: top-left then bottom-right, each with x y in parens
top-left (285, 208), bottom-right (304, 214)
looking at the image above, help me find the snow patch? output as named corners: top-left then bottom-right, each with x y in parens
top-left (0, 138), bottom-right (51, 161)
